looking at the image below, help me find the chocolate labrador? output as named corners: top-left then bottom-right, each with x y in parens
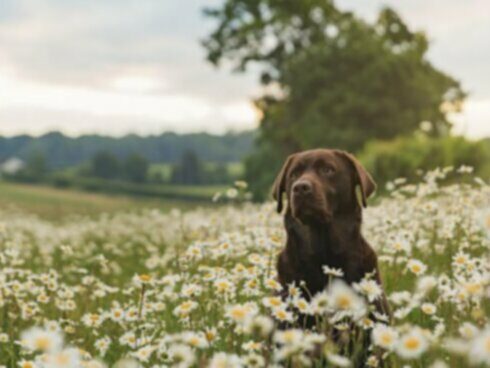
top-left (273, 149), bottom-right (390, 323)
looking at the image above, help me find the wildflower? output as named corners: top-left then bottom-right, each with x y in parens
top-left (272, 307), bottom-right (294, 323)
top-left (328, 280), bottom-right (366, 316)
top-left (242, 341), bottom-right (262, 351)
top-left (353, 279), bottom-right (382, 302)
top-left (264, 278), bottom-right (282, 291)
top-left (82, 313), bottom-right (105, 328)
top-left (372, 324), bottom-right (398, 350)
top-left (182, 332), bottom-right (208, 349)
top-left (310, 291), bottom-right (329, 314)
top-left (262, 296), bottom-right (284, 309)
top-left (167, 344), bottom-right (195, 367)
top-left (407, 259), bottom-right (427, 275)
top-left (214, 278), bottom-right (235, 294)
top-left (119, 332), bottom-right (138, 348)
top-left (242, 353), bottom-right (265, 367)
top-left (131, 345), bottom-right (155, 363)
top-left (274, 329), bottom-right (303, 346)
top-left (173, 300), bottom-right (198, 318)
top-left (396, 328), bottom-right (429, 359)
top-left (42, 348), bottom-right (81, 368)
top-left (469, 327), bottom-right (490, 365)
top-left (208, 352), bottom-right (243, 368)
top-left (18, 361), bottom-right (37, 368)
top-left (323, 266), bottom-right (344, 277)
top-left (243, 315), bottom-right (274, 337)
top-left (94, 337), bottom-right (111, 356)
top-left (421, 303), bottom-right (437, 315)
top-left (21, 327), bottom-right (63, 353)
top-left (416, 276), bottom-right (437, 294)
top-left (226, 304), bottom-right (256, 324)
top-left (459, 322), bottom-right (479, 339)
top-left (108, 307), bottom-right (125, 322)
top-left (326, 353), bottom-right (351, 367)
top-left (293, 298), bottom-right (311, 314)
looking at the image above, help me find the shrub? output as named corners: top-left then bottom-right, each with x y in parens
top-left (359, 134), bottom-right (489, 189)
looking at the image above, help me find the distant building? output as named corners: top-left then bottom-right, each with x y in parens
top-left (0, 157), bottom-right (25, 175)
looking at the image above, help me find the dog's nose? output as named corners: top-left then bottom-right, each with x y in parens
top-left (293, 180), bottom-right (312, 196)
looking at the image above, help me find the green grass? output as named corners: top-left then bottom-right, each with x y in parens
top-left (0, 181), bottom-right (211, 220)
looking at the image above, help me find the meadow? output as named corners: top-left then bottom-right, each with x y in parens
top-left (0, 168), bottom-right (489, 368)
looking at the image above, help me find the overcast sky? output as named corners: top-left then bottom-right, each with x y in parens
top-left (0, 0), bottom-right (488, 138)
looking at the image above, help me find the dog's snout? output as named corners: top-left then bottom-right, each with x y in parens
top-left (293, 180), bottom-right (313, 196)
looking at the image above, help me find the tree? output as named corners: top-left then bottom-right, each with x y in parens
top-left (20, 151), bottom-right (48, 182)
top-left (91, 151), bottom-right (120, 179)
top-left (203, 2), bottom-right (465, 198)
top-left (171, 150), bottom-right (203, 185)
top-left (124, 153), bottom-right (149, 183)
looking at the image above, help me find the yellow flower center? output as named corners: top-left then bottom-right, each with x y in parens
top-left (230, 308), bottom-right (247, 320)
top-left (381, 333), bottom-right (393, 345)
top-left (139, 274), bottom-right (152, 282)
top-left (337, 295), bottom-right (352, 309)
top-left (35, 337), bottom-right (51, 351)
top-left (404, 337), bottom-right (420, 350)
top-left (275, 310), bottom-right (288, 320)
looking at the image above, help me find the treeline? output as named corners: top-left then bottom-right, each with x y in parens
top-left (10, 149), bottom-right (238, 186)
top-left (0, 130), bottom-right (255, 169)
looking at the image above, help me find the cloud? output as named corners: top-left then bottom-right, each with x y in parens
top-left (0, 0), bottom-right (488, 138)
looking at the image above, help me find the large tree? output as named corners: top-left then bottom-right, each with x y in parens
top-left (203, 1), bottom-right (465, 198)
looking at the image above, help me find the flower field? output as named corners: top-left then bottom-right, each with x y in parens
top-left (0, 169), bottom-right (489, 368)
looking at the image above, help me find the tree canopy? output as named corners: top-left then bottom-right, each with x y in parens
top-left (203, 0), bottom-right (465, 198)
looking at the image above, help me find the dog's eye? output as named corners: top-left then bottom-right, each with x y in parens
top-left (320, 166), bottom-right (335, 176)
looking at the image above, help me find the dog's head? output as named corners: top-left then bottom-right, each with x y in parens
top-left (272, 149), bottom-right (376, 224)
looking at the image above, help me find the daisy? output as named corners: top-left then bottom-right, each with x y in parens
top-left (353, 279), bottom-right (382, 302)
top-left (131, 345), bottom-right (155, 363)
top-left (328, 280), bottom-right (366, 316)
top-left (396, 328), bottom-right (429, 359)
top-left (17, 361), bottom-right (37, 368)
top-left (372, 324), bottom-right (398, 350)
top-left (208, 352), bottom-right (243, 368)
top-left (42, 348), bottom-right (81, 368)
top-left (469, 327), bottom-right (490, 365)
top-left (226, 304), bottom-right (256, 324)
top-left (262, 296), bottom-right (285, 309)
top-left (21, 327), bottom-right (63, 353)
top-left (274, 329), bottom-right (303, 346)
top-left (459, 322), bottom-right (479, 339)
top-left (243, 315), bottom-right (274, 337)
top-left (167, 344), bottom-right (195, 368)
top-left (322, 266), bottom-right (344, 277)
top-left (272, 307), bottom-right (294, 323)
top-left (421, 303), bottom-right (437, 315)
top-left (407, 259), bottom-right (427, 276)
top-left (173, 300), bottom-right (198, 318)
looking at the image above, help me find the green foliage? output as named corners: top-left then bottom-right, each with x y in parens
top-left (123, 153), bottom-right (149, 183)
top-left (359, 134), bottom-right (490, 188)
top-left (171, 150), bottom-right (204, 185)
top-left (0, 131), bottom-right (255, 169)
top-left (204, 1), bottom-right (465, 198)
top-left (91, 151), bottom-right (120, 179)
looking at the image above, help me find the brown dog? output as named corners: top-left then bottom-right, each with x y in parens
top-left (273, 149), bottom-right (390, 324)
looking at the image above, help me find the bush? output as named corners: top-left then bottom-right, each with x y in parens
top-left (359, 134), bottom-right (490, 189)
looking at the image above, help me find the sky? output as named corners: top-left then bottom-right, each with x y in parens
top-left (0, 0), bottom-right (489, 138)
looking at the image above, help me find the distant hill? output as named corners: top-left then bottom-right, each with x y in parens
top-left (0, 131), bottom-right (256, 169)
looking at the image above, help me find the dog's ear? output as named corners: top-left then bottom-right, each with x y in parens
top-left (337, 151), bottom-right (376, 207)
top-left (272, 154), bottom-right (296, 213)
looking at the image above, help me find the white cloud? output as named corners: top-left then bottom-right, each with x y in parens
top-left (0, 73), bottom-right (258, 136)
top-left (0, 0), bottom-right (488, 138)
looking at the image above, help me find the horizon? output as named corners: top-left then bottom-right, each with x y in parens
top-left (1, 0), bottom-right (489, 139)
top-left (0, 129), bottom-right (255, 139)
